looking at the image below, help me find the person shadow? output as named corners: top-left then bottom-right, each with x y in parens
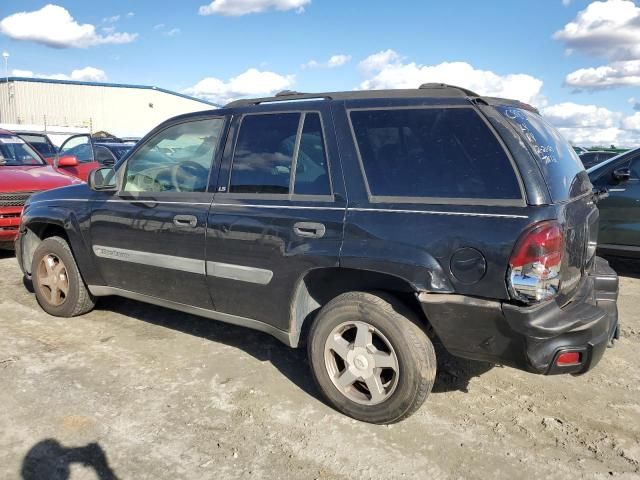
top-left (21, 439), bottom-right (118, 480)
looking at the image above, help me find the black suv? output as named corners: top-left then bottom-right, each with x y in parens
top-left (15, 84), bottom-right (619, 424)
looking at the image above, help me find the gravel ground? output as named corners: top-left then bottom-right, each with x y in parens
top-left (0, 250), bottom-right (638, 480)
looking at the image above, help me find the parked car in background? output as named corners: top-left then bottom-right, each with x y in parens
top-left (16, 85), bottom-right (619, 424)
top-left (579, 150), bottom-right (619, 169)
top-left (0, 129), bottom-right (82, 249)
top-left (573, 146), bottom-right (588, 155)
top-left (49, 134), bottom-right (133, 181)
top-left (13, 131), bottom-right (58, 158)
top-left (588, 147), bottom-right (640, 258)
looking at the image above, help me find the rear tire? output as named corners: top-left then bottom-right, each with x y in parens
top-left (308, 291), bottom-right (436, 424)
top-left (31, 236), bottom-right (95, 317)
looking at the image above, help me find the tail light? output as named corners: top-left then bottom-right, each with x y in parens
top-left (508, 221), bottom-right (564, 303)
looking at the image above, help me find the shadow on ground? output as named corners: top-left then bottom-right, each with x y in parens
top-left (605, 256), bottom-right (640, 280)
top-left (21, 439), bottom-right (118, 480)
top-left (0, 250), bottom-right (15, 260)
top-left (98, 296), bottom-right (492, 403)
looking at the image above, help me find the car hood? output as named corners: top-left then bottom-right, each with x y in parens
top-left (0, 165), bottom-right (82, 193)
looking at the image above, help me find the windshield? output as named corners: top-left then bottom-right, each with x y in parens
top-left (0, 135), bottom-right (45, 166)
top-left (496, 106), bottom-right (591, 201)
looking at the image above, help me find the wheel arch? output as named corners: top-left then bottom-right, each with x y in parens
top-left (19, 208), bottom-right (103, 286)
top-left (288, 267), bottom-right (432, 347)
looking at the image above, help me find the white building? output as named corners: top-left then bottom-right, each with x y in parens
top-left (0, 77), bottom-right (217, 143)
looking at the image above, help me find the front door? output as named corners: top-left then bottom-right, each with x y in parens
top-left (57, 134), bottom-right (100, 181)
top-left (205, 106), bottom-right (346, 331)
top-left (595, 150), bottom-right (640, 250)
top-left (89, 116), bottom-right (227, 308)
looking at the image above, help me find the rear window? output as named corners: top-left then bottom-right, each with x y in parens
top-left (496, 106), bottom-right (590, 200)
top-left (350, 107), bottom-right (522, 201)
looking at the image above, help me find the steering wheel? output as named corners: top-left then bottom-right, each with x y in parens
top-left (171, 161), bottom-right (209, 192)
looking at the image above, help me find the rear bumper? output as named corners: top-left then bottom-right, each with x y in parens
top-left (419, 257), bottom-right (619, 375)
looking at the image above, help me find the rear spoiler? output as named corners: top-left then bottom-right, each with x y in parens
top-left (478, 97), bottom-right (540, 115)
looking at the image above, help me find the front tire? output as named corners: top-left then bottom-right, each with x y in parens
top-left (308, 291), bottom-right (436, 424)
top-left (31, 236), bottom-right (95, 317)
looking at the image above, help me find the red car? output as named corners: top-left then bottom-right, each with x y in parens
top-left (0, 129), bottom-right (83, 249)
top-left (43, 134), bottom-right (105, 182)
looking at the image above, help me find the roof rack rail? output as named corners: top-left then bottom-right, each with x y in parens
top-left (225, 91), bottom-right (333, 108)
top-left (418, 83), bottom-right (480, 97)
top-left (275, 90), bottom-right (301, 97)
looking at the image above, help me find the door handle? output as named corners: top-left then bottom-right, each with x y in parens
top-left (293, 222), bottom-right (326, 239)
top-left (173, 214), bottom-right (198, 228)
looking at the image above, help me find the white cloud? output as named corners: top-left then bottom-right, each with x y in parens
top-left (562, 0), bottom-right (572, 5)
top-left (103, 15), bottom-right (120, 23)
top-left (126, 12), bottom-right (135, 18)
top-left (542, 102), bottom-right (640, 146)
top-left (302, 54), bottom-right (351, 69)
top-left (165, 28), bottom-right (181, 37)
top-left (0, 4), bottom-right (138, 48)
top-left (554, 0), bottom-right (640, 61)
top-left (11, 66), bottom-right (107, 82)
top-left (184, 68), bottom-right (294, 104)
top-left (153, 23), bottom-right (165, 30)
top-left (199, 0), bottom-right (310, 16)
top-left (565, 60), bottom-right (640, 89)
top-left (11, 69), bottom-right (34, 77)
top-left (327, 54), bottom-right (351, 68)
top-left (557, 1), bottom-right (640, 91)
top-left (622, 112), bottom-right (640, 132)
top-left (359, 49), bottom-right (401, 74)
top-left (357, 50), bottom-right (545, 106)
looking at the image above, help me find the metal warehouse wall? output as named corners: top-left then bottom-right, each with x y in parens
top-left (0, 80), bottom-right (214, 138)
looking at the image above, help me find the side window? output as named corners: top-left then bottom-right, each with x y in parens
top-left (350, 107), bottom-right (522, 200)
top-left (293, 113), bottom-right (331, 196)
top-left (629, 154), bottom-right (640, 179)
top-left (229, 113), bottom-right (300, 194)
top-left (123, 118), bottom-right (224, 193)
top-left (60, 136), bottom-right (94, 163)
top-left (95, 146), bottom-right (116, 166)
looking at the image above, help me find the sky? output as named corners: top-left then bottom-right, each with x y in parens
top-left (1, 0), bottom-right (640, 146)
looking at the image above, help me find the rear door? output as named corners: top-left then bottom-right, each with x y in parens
top-left (89, 115), bottom-right (227, 308)
top-left (205, 105), bottom-right (346, 331)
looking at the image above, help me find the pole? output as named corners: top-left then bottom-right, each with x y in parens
top-left (2, 52), bottom-right (9, 124)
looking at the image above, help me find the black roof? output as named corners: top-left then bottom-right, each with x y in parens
top-left (224, 83), bottom-right (539, 114)
top-left (225, 83), bottom-right (480, 108)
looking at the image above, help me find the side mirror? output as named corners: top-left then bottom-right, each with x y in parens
top-left (612, 167), bottom-right (631, 183)
top-left (88, 167), bottom-right (118, 192)
top-left (56, 154), bottom-right (79, 168)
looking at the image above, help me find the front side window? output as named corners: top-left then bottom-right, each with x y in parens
top-left (350, 107), bottom-right (521, 200)
top-left (60, 136), bottom-right (94, 163)
top-left (0, 135), bottom-right (44, 166)
top-left (123, 118), bottom-right (224, 193)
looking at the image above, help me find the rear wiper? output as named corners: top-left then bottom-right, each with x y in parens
top-left (592, 186), bottom-right (609, 203)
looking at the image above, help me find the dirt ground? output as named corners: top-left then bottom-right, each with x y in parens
top-left (0, 251), bottom-right (638, 480)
